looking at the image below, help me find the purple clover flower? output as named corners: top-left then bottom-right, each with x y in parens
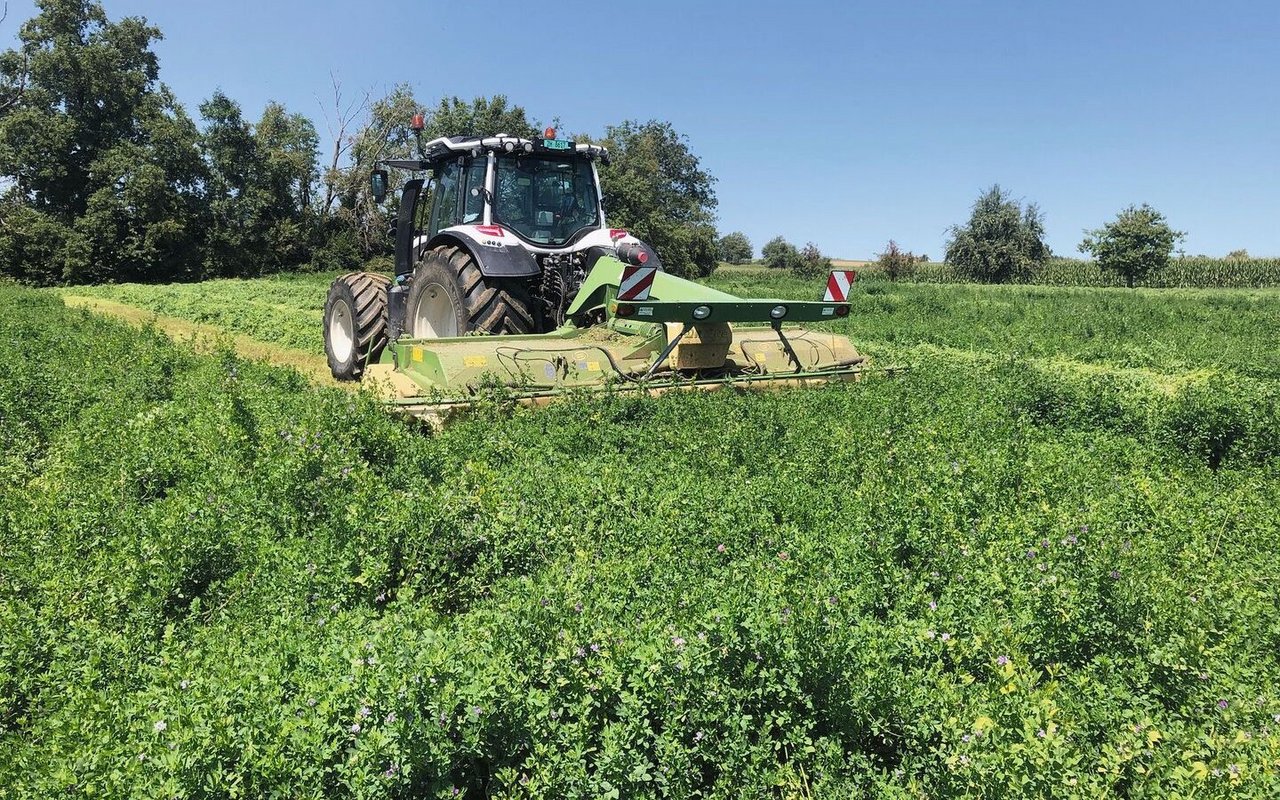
top-left (997, 655), bottom-right (1010, 667)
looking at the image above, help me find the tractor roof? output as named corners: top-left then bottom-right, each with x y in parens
top-left (382, 134), bottom-right (609, 172)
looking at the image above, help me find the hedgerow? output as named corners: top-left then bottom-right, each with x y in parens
top-left (3, 281), bottom-right (1280, 797)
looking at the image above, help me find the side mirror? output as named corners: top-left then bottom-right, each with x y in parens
top-left (371, 169), bottom-right (389, 204)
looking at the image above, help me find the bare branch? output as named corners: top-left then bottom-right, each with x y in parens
top-left (0, 5), bottom-right (28, 116)
top-left (316, 72), bottom-right (370, 214)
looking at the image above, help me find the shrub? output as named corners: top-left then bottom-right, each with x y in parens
top-left (876, 239), bottom-right (917, 282)
top-left (793, 242), bottom-right (831, 279)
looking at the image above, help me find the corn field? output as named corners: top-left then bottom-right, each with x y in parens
top-left (880, 258), bottom-right (1280, 289)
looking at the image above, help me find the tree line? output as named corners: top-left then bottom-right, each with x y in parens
top-left (0, 1), bottom-right (721, 285)
top-left (737, 186), bottom-right (1189, 289)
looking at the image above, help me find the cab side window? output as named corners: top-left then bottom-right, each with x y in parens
top-left (462, 159), bottom-right (487, 224)
top-left (429, 160), bottom-right (462, 236)
top-left (414, 179), bottom-right (434, 236)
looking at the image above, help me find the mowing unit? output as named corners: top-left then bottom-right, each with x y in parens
top-left (323, 121), bottom-right (866, 421)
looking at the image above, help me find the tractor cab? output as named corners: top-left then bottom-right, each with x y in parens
top-left (362, 130), bottom-right (658, 347)
top-left (374, 129), bottom-right (612, 252)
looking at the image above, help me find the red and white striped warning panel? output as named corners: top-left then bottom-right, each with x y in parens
top-left (823, 270), bottom-right (858, 302)
top-left (617, 265), bottom-right (657, 301)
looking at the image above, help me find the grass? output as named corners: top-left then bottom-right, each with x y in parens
top-left (60, 268), bottom-right (1280, 382)
top-left (5, 277), bottom-right (1280, 796)
top-left (6, 274), bottom-right (1280, 796)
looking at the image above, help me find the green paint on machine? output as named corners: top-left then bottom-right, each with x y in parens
top-left (368, 255), bottom-right (867, 416)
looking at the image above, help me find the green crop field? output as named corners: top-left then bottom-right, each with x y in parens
top-left (64, 270), bottom-right (1280, 381)
top-left (4, 276), bottom-right (1280, 797)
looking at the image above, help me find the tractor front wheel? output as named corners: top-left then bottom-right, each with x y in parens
top-left (324, 271), bottom-right (390, 380)
top-left (405, 245), bottom-right (535, 338)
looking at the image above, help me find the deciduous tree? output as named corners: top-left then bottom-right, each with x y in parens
top-left (594, 120), bottom-right (718, 279)
top-left (945, 185), bottom-right (1049, 282)
top-left (762, 235), bottom-right (800, 270)
top-left (198, 91), bottom-right (318, 276)
top-left (0, 0), bottom-right (204, 283)
top-left (717, 231), bottom-right (753, 264)
top-left (1079, 204), bottom-right (1184, 288)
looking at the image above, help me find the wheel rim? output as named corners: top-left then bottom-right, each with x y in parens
top-left (328, 298), bottom-right (355, 362)
top-left (411, 282), bottom-right (458, 338)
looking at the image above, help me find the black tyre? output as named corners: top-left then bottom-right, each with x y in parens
top-left (405, 245), bottom-right (535, 338)
top-left (324, 271), bottom-right (391, 381)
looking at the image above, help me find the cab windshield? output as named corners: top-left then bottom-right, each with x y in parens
top-left (493, 154), bottom-right (600, 245)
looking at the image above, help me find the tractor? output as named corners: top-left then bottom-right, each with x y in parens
top-left (322, 122), bottom-right (866, 420)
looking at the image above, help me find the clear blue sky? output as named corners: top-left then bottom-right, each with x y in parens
top-left (4, 0), bottom-right (1278, 258)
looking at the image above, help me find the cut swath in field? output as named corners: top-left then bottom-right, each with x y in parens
top-left (60, 295), bottom-right (341, 387)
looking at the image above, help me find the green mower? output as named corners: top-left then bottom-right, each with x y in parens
top-left (322, 124), bottom-right (866, 421)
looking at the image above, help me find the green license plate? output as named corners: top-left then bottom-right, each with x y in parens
top-left (543, 139), bottom-right (571, 150)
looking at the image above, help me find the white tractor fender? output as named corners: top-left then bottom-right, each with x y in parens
top-left (426, 224), bottom-right (541, 278)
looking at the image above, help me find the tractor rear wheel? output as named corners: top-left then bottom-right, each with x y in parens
top-left (324, 271), bottom-right (391, 381)
top-left (405, 245), bottom-right (535, 338)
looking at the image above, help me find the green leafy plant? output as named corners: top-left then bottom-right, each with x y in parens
top-left (7, 274), bottom-right (1280, 797)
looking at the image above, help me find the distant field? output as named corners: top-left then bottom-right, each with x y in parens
top-left (62, 270), bottom-right (1280, 382)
